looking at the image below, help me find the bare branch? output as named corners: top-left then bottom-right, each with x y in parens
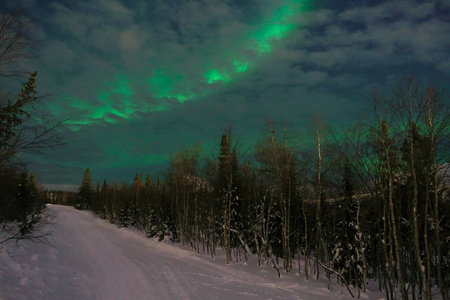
top-left (0, 209), bottom-right (55, 245)
top-left (0, 9), bottom-right (34, 77)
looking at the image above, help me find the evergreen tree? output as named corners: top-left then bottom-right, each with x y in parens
top-left (140, 172), bottom-right (153, 230)
top-left (100, 180), bottom-right (110, 219)
top-left (16, 172), bottom-right (32, 223)
top-left (4, 171), bottom-right (45, 236)
top-left (131, 173), bottom-right (143, 228)
top-left (332, 162), bottom-right (365, 289)
top-left (1, 71), bottom-right (64, 168)
top-left (78, 168), bottom-right (94, 210)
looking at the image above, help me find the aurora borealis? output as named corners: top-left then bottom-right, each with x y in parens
top-left (1, 0), bottom-right (449, 189)
top-left (43, 0), bottom-right (309, 128)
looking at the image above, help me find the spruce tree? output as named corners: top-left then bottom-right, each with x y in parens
top-left (332, 162), bottom-right (365, 289)
top-left (100, 180), bottom-right (109, 219)
top-left (78, 168), bottom-right (94, 210)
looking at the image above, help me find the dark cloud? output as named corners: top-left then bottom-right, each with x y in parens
top-left (1, 0), bottom-right (448, 188)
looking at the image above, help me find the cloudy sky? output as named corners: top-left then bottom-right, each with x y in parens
top-left (2, 0), bottom-right (449, 189)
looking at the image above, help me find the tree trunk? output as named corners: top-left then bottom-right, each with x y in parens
top-left (381, 129), bottom-right (407, 300)
top-left (302, 197), bottom-right (309, 281)
top-left (315, 126), bottom-right (328, 279)
top-left (426, 97), bottom-right (446, 299)
top-left (224, 183), bottom-right (232, 263)
top-left (356, 197), bottom-right (367, 292)
top-left (408, 102), bottom-right (430, 300)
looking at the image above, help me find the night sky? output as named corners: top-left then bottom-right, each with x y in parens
top-left (2, 0), bottom-right (449, 190)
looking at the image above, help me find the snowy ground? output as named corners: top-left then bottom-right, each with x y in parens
top-left (0, 205), bottom-right (386, 299)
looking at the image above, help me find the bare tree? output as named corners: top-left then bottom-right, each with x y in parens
top-left (365, 77), bottom-right (449, 300)
top-left (168, 145), bottom-right (202, 247)
top-left (312, 114), bottom-right (330, 279)
top-left (0, 9), bottom-right (64, 243)
top-left (373, 96), bottom-right (408, 300)
top-left (0, 9), bottom-right (33, 77)
top-left (0, 9), bottom-right (65, 169)
top-left (423, 86), bottom-right (449, 300)
top-left (255, 123), bottom-right (297, 272)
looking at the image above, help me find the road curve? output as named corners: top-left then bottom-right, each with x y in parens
top-left (46, 205), bottom-right (357, 300)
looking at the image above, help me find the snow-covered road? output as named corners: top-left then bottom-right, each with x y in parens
top-left (1, 205), bottom-right (384, 299)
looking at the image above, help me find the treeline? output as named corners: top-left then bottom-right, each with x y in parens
top-left (74, 78), bottom-right (449, 300)
top-left (47, 190), bottom-right (78, 206)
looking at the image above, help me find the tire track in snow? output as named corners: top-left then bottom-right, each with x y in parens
top-left (49, 206), bottom-right (172, 299)
top-left (100, 229), bottom-right (194, 299)
top-left (46, 205), bottom-right (375, 300)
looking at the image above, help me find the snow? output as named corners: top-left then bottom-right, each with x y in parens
top-left (1, 205), bottom-right (387, 299)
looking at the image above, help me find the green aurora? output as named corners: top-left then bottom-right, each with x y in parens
top-left (61, 0), bottom-right (309, 130)
top-left (11, 0), bottom-right (447, 187)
